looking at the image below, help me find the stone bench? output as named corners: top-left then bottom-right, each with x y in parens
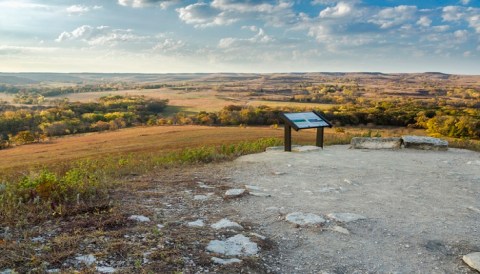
top-left (401, 135), bottom-right (448, 151)
top-left (350, 137), bottom-right (402, 149)
top-left (350, 136), bottom-right (448, 150)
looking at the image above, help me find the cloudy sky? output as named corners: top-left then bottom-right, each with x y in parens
top-left (0, 0), bottom-right (479, 74)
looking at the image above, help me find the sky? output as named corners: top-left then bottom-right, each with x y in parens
top-left (0, 0), bottom-right (479, 74)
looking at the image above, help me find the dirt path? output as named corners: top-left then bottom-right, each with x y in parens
top-left (224, 145), bottom-right (480, 273)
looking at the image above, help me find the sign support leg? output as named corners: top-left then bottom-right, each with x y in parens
top-left (316, 127), bottom-right (324, 148)
top-left (285, 125), bottom-right (292, 152)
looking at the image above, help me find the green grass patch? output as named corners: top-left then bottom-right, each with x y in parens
top-left (0, 137), bottom-right (282, 226)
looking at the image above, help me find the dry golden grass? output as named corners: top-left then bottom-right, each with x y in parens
top-left (247, 100), bottom-right (336, 110)
top-left (0, 126), bottom-right (280, 171)
top-left (0, 125), bottom-right (426, 173)
top-left (54, 89), bottom-right (241, 113)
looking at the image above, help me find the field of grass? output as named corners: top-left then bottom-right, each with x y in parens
top-left (0, 125), bottom-right (427, 174)
top-left (52, 89), bottom-right (242, 113)
top-left (48, 89), bottom-right (338, 113)
top-left (247, 100), bottom-right (337, 110)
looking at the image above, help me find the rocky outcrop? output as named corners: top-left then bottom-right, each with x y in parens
top-left (401, 135), bottom-right (448, 150)
top-left (350, 137), bottom-right (402, 149)
top-left (350, 136), bottom-right (448, 151)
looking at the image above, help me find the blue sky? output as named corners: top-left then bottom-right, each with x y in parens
top-left (0, 0), bottom-right (479, 74)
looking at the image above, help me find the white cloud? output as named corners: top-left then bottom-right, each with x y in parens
top-left (218, 27), bottom-right (274, 49)
top-left (433, 25), bottom-right (450, 32)
top-left (118, 0), bottom-right (178, 8)
top-left (466, 13), bottom-right (480, 33)
top-left (454, 29), bottom-right (468, 40)
top-left (55, 25), bottom-right (148, 46)
top-left (152, 38), bottom-right (186, 53)
top-left (370, 5), bottom-right (417, 29)
top-left (66, 5), bottom-right (102, 15)
top-left (442, 6), bottom-right (480, 33)
top-left (176, 0), bottom-right (296, 28)
top-left (176, 3), bottom-right (236, 28)
top-left (416, 16), bottom-right (432, 27)
top-left (442, 6), bottom-right (463, 21)
top-left (311, 0), bottom-right (359, 5)
top-left (460, 0), bottom-right (470, 5)
top-left (0, 45), bottom-right (58, 55)
top-left (319, 2), bottom-right (353, 18)
top-left (0, 1), bottom-right (49, 9)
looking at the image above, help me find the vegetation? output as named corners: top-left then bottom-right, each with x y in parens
top-left (0, 95), bottom-right (168, 148)
top-left (0, 137), bottom-right (281, 225)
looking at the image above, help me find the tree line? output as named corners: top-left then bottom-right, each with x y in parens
top-left (0, 95), bottom-right (168, 148)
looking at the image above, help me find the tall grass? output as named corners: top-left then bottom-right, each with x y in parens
top-left (0, 137), bottom-right (282, 225)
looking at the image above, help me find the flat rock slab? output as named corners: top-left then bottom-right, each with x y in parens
top-left (206, 234), bottom-right (259, 256)
top-left (225, 189), bottom-right (246, 197)
top-left (285, 212), bottom-right (325, 226)
top-left (96, 266), bottom-right (116, 273)
top-left (211, 257), bottom-right (242, 265)
top-left (211, 218), bottom-right (243, 230)
top-left (402, 135), bottom-right (448, 150)
top-left (350, 137), bottom-right (402, 149)
top-left (128, 215), bottom-right (150, 222)
top-left (75, 254), bottom-right (96, 266)
top-left (187, 219), bottom-right (205, 227)
top-left (328, 213), bottom-right (366, 223)
top-left (463, 252), bottom-right (480, 272)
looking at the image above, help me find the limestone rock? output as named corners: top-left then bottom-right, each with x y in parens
top-left (211, 218), bottom-right (243, 230)
top-left (350, 137), bottom-right (402, 149)
top-left (463, 252), bottom-right (480, 272)
top-left (211, 257), bottom-right (242, 265)
top-left (194, 195), bottom-right (208, 201)
top-left (75, 254), bottom-right (96, 266)
top-left (328, 213), bottom-right (366, 223)
top-left (285, 212), bottom-right (325, 226)
top-left (96, 266), bottom-right (116, 273)
top-left (225, 189), bottom-right (246, 197)
top-left (187, 219), bottom-right (205, 227)
top-left (128, 215), bottom-right (150, 222)
top-left (206, 234), bottom-right (259, 256)
top-left (401, 135), bottom-right (448, 150)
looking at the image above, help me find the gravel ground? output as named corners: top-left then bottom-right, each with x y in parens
top-left (224, 145), bottom-right (480, 274)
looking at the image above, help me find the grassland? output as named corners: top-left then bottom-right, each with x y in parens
top-left (0, 125), bottom-right (428, 174)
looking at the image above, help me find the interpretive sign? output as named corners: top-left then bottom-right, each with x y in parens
top-left (279, 111), bottom-right (332, 152)
top-left (282, 112), bottom-right (331, 130)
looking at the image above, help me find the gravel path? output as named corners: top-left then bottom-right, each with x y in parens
top-left (225, 145), bottom-right (480, 273)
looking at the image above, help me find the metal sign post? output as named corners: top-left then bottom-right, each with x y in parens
top-left (279, 111), bottom-right (332, 152)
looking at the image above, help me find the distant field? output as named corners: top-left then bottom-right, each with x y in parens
top-left (247, 100), bottom-right (336, 110)
top-left (0, 92), bottom-right (15, 102)
top-left (0, 125), bottom-right (425, 173)
top-left (50, 88), bottom-right (337, 113)
top-left (52, 88), bottom-right (242, 113)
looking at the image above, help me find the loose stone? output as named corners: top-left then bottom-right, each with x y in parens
top-left (225, 189), bottom-right (246, 197)
top-left (211, 218), bottom-right (243, 230)
top-left (463, 252), bottom-right (480, 272)
top-left (285, 212), bottom-right (326, 226)
top-left (128, 215), bottom-right (150, 222)
top-left (206, 234), bottom-right (259, 256)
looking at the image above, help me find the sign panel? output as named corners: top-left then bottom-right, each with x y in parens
top-left (283, 112), bottom-right (330, 129)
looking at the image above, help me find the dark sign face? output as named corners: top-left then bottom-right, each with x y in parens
top-left (283, 112), bottom-right (330, 129)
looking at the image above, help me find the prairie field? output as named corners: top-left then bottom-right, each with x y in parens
top-left (0, 125), bottom-right (426, 174)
